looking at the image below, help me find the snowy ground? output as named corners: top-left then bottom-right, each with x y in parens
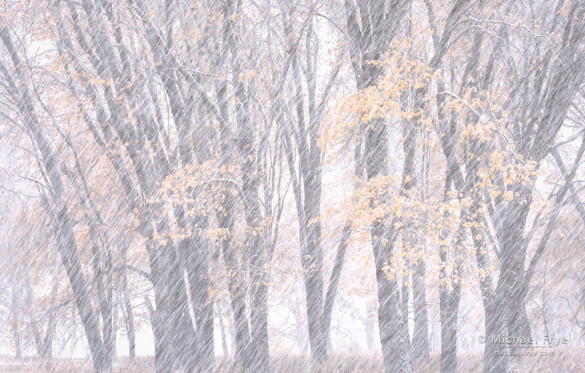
top-left (0, 350), bottom-right (583, 373)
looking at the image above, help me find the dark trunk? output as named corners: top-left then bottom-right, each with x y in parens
top-left (439, 238), bottom-right (462, 373)
top-left (368, 121), bottom-right (411, 373)
top-left (121, 269), bottom-right (136, 360)
top-left (148, 241), bottom-right (173, 373)
top-left (374, 245), bottom-right (410, 373)
top-left (224, 1), bottom-right (270, 370)
top-left (412, 259), bottom-right (430, 367)
top-left (483, 298), bottom-right (508, 373)
top-left (493, 199), bottom-right (532, 369)
top-left (182, 230), bottom-right (214, 372)
top-left (344, 0), bottom-right (414, 368)
top-left (439, 294), bottom-right (458, 373)
top-left (322, 226), bottom-right (352, 344)
top-left (0, 28), bottom-right (108, 372)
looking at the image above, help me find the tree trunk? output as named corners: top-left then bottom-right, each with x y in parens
top-left (439, 294), bottom-right (458, 373)
top-left (217, 301), bottom-right (230, 356)
top-left (439, 234), bottom-right (462, 373)
top-left (40, 260), bottom-right (60, 359)
top-left (483, 298), bottom-right (508, 373)
top-left (223, 1), bottom-right (270, 370)
top-left (412, 259), bottom-right (430, 367)
top-left (121, 269), bottom-right (136, 360)
top-left (183, 231), bottom-right (214, 372)
top-left (0, 27), bottom-right (108, 372)
top-left (344, 0), bottom-right (413, 369)
top-left (11, 287), bottom-right (22, 359)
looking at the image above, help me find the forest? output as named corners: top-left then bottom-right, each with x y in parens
top-left (0, 0), bottom-right (584, 372)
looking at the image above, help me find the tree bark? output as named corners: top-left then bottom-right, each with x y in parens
top-left (0, 27), bottom-right (109, 372)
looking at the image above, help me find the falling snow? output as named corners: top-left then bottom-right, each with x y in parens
top-left (0, 0), bottom-right (585, 372)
